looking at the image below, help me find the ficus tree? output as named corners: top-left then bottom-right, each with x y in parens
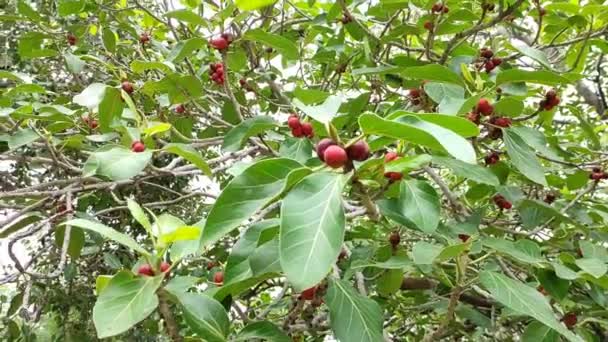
top-left (1, 0), bottom-right (608, 341)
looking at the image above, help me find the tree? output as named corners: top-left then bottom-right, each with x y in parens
top-left (1, 0), bottom-right (608, 340)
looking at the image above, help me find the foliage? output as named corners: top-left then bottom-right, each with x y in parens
top-left (1, 0), bottom-right (608, 341)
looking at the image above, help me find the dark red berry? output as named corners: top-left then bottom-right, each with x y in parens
top-left (346, 140), bottom-right (370, 161)
top-left (131, 141), bottom-right (145, 153)
top-left (160, 261), bottom-right (170, 273)
top-left (221, 32), bottom-right (234, 43)
top-left (301, 122), bottom-right (314, 138)
top-left (480, 48), bottom-right (494, 59)
top-left (484, 61), bottom-right (495, 73)
top-left (389, 231), bottom-right (401, 246)
top-left (213, 271), bottom-right (224, 285)
top-left (292, 126), bottom-right (304, 138)
top-left (300, 286), bottom-right (317, 301)
top-left (287, 115), bottom-right (301, 129)
top-left (209, 36), bottom-right (229, 50)
top-left (493, 195), bottom-right (512, 209)
top-left (239, 79), bottom-right (247, 87)
top-left (539, 7), bottom-right (547, 16)
top-left (323, 145), bottom-right (348, 168)
top-left (562, 312), bottom-right (577, 329)
top-left (467, 112), bottom-right (481, 125)
top-left (121, 81), bottom-right (134, 94)
top-left (409, 88), bottom-right (421, 99)
top-left (484, 152), bottom-right (500, 165)
top-left (89, 119), bottom-right (98, 129)
top-left (491, 57), bottom-right (502, 66)
top-left (67, 33), bottom-right (77, 46)
top-left (139, 33), bottom-right (150, 44)
top-left (431, 3), bottom-right (443, 13)
top-left (492, 117), bottom-right (512, 128)
top-left (538, 286), bottom-right (548, 295)
top-left (206, 261), bottom-right (216, 270)
top-left (384, 172), bottom-right (403, 181)
top-left (544, 193), bottom-right (556, 204)
top-left (423, 21), bottom-right (433, 30)
top-left (316, 138), bottom-right (337, 161)
top-left (175, 104), bottom-right (185, 114)
top-left (476, 98), bottom-right (493, 115)
top-left (458, 234), bottom-right (470, 242)
top-left (138, 264), bottom-right (155, 276)
top-left (384, 152), bottom-right (399, 163)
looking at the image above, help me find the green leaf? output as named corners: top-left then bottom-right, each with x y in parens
top-left (293, 87), bottom-right (330, 104)
top-left (479, 271), bottom-right (583, 342)
top-left (360, 114), bottom-right (476, 163)
top-left (511, 42), bottom-right (552, 69)
top-left (536, 269), bottom-right (570, 300)
top-left (243, 29), bottom-right (298, 60)
top-left (73, 83), bottom-right (107, 109)
top-left (351, 255), bottom-right (412, 269)
top-left (436, 243), bottom-right (469, 262)
top-left (236, 0), bottom-right (277, 11)
top-left (102, 27), bottom-right (116, 53)
top-left (351, 65), bottom-right (399, 75)
top-left (0, 128), bottom-right (39, 150)
top-left (496, 69), bottom-right (570, 86)
top-left (579, 241), bottom-right (608, 262)
top-left (159, 226), bottom-right (201, 245)
top-left (225, 220), bottom-right (279, 283)
top-left (165, 276), bottom-right (199, 297)
top-left (433, 156), bottom-right (499, 185)
top-left (167, 37), bottom-right (205, 63)
top-left (522, 321), bottom-right (560, 342)
top-left (385, 154), bottom-right (432, 173)
top-left (279, 172), bottom-right (347, 291)
top-left (568, 106), bottom-right (601, 150)
top-left (386, 112), bottom-right (480, 137)
top-left (95, 275), bottom-right (113, 294)
top-left (98, 87), bottom-right (123, 133)
top-left (279, 137), bottom-right (313, 163)
top-left (482, 237), bottom-right (543, 264)
top-left (400, 64), bottom-right (463, 85)
top-left (575, 258), bottom-right (607, 278)
top-left (509, 127), bottom-right (563, 161)
top-left (412, 242), bottom-right (442, 264)
top-left (165, 9), bottom-right (206, 26)
top-left (377, 179), bottom-right (440, 234)
top-left (234, 321), bottom-right (290, 342)
top-left (293, 95), bottom-right (342, 124)
top-left (83, 146), bottom-right (152, 181)
top-left (552, 262), bottom-right (579, 280)
top-left (54, 226), bottom-right (85, 259)
top-left (517, 199), bottom-right (574, 230)
top-left (57, 0), bottom-right (85, 16)
top-left (64, 52), bottom-right (85, 74)
top-left (131, 60), bottom-right (172, 74)
top-left (64, 219), bottom-right (150, 256)
top-left (222, 116), bottom-right (278, 152)
top-left (249, 238), bottom-right (281, 276)
top-left (179, 293), bottom-right (230, 342)
top-left (503, 129), bottom-right (547, 186)
top-left (326, 279), bottom-right (384, 342)
top-left (93, 271), bottom-right (163, 338)
top-left (17, 1), bottom-right (42, 21)
top-left (163, 143), bottom-right (212, 177)
top-left (494, 97), bottom-right (524, 117)
top-left (202, 158), bottom-right (303, 249)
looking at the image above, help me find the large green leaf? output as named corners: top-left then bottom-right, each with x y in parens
top-left (359, 114), bottom-right (476, 163)
top-left (412, 242), bottom-right (442, 264)
top-left (201, 158), bottom-right (303, 249)
top-left (93, 271), bottom-right (163, 338)
top-left (222, 116), bottom-right (278, 152)
top-left (400, 64), bottom-right (464, 85)
top-left (163, 143), bottom-right (212, 177)
top-left (164, 9), bottom-right (205, 26)
top-left (433, 156), bottom-right (499, 186)
top-left (279, 137), bottom-right (313, 164)
top-left (73, 83), bottom-right (107, 109)
top-left (236, 0), bottom-right (277, 11)
top-left (377, 179), bottom-right (440, 234)
top-left (179, 293), bottom-right (230, 342)
top-left (83, 146), bottom-right (152, 181)
top-left (496, 69), bottom-right (570, 86)
top-left (98, 87), bottom-right (122, 133)
top-left (65, 219), bottom-right (150, 256)
top-left (234, 321), bottom-right (289, 342)
top-left (167, 37), bottom-right (206, 63)
top-left (482, 237), bottom-right (544, 264)
top-left (575, 258), bottom-right (607, 278)
top-left (522, 322), bottom-right (560, 342)
top-left (511, 42), bottom-right (552, 69)
top-left (249, 238), bottom-right (282, 276)
top-left (293, 95), bottom-right (343, 124)
top-left (326, 279), bottom-right (384, 342)
top-left (386, 112), bottom-right (480, 137)
top-left (243, 29), bottom-right (298, 60)
top-left (517, 199), bottom-right (574, 229)
top-left (479, 271), bottom-right (584, 342)
top-left (279, 172), bottom-right (347, 291)
top-left (503, 129), bottom-right (547, 186)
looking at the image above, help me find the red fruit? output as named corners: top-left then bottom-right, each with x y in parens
top-left (562, 312), bottom-right (577, 329)
top-left (491, 57), bottom-right (502, 66)
top-left (409, 88), bottom-right (421, 99)
top-left (484, 61), bottom-right (495, 73)
top-left (221, 32), bottom-right (234, 43)
top-left (206, 261), bottom-right (216, 270)
top-left (287, 115), bottom-right (301, 129)
top-left (346, 141), bottom-right (370, 161)
top-left (384, 172), bottom-right (403, 181)
top-left (67, 33), bottom-right (77, 46)
top-left (493, 117), bottom-right (512, 128)
top-left (323, 145), bottom-right (348, 168)
top-left (316, 138), bottom-right (337, 161)
top-left (160, 261), bottom-right (171, 273)
top-left (338, 248), bottom-right (348, 260)
top-left (239, 78), bottom-right (247, 87)
top-left (139, 33), bottom-right (150, 44)
top-left (89, 119), bottom-right (98, 129)
top-left (300, 286), bottom-right (317, 301)
top-left (538, 286), bottom-right (548, 295)
top-left (493, 195), bottom-right (512, 209)
top-left (539, 7), bottom-right (547, 16)
top-left (548, 96), bottom-right (560, 107)
top-left (546, 89), bottom-right (557, 99)
top-left (476, 98), bottom-right (493, 115)
top-left (131, 141), bottom-right (145, 153)
top-left (544, 193), bottom-right (556, 204)
top-left (209, 36), bottom-right (229, 50)
top-left (431, 3), bottom-right (443, 13)
top-left (213, 271), bottom-right (224, 285)
top-left (458, 234), bottom-right (470, 242)
top-left (138, 264), bottom-right (154, 276)
top-left (384, 152), bottom-right (399, 163)
top-left (175, 104), bottom-right (185, 114)
top-left (423, 21), bottom-right (433, 30)
top-left (484, 152), bottom-right (500, 165)
top-left (301, 122), bottom-right (314, 138)
top-left (389, 231), bottom-right (401, 246)
top-left (467, 112), bottom-right (481, 125)
top-left (121, 81), bottom-right (134, 94)
top-left (590, 172), bottom-right (605, 181)
top-left (480, 48), bottom-right (494, 59)
top-left (292, 126), bottom-right (304, 138)
top-left (442, 6), bottom-right (449, 13)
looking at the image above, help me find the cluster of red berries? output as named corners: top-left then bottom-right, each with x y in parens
top-left (479, 48), bottom-right (502, 73)
top-left (174, 104), bottom-right (185, 114)
top-left (484, 151), bottom-right (500, 165)
top-left (389, 231), bottom-right (401, 248)
top-left (239, 78), bottom-right (254, 92)
top-left (131, 140), bottom-right (145, 153)
top-left (287, 115), bottom-right (314, 138)
top-left (489, 116), bottom-right (512, 128)
top-left (83, 116), bottom-right (98, 129)
top-left (408, 88), bottom-right (424, 106)
top-left (562, 312), bottom-right (578, 329)
top-left (466, 98), bottom-right (494, 124)
top-left (316, 139), bottom-right (370, 168)
top-left (539, 89), bottom-right (560, 111)
top-left (431, 3), bottom-right (449, 13)
top-left (213, 271), bottom-right (224, 285)
top-left (139, 32), bottom-right (150, 45)
top-left (209, 63), bottom-right (225, 85)
top-left (67, 33), bottom-right (77, 46)
top-left (121, 81), bottom-right (134, 94)
top-left (589, 167), bottom-right (608, 181)
top-left (209, 32), bottom-right (233, 50)
top-left (138, 261), bottom-right (170, 276)
top-left (493, 194), bottom-right (512, 210)
top-left (384, 152), bottom-right (403, 181)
